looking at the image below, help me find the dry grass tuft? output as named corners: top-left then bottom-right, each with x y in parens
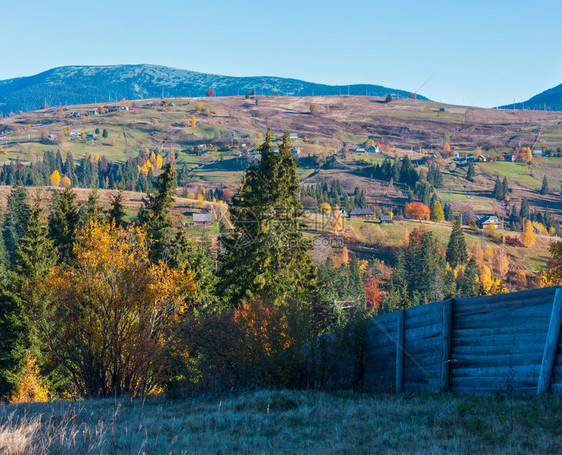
top-left (0, 389), bottom-right (560, 454)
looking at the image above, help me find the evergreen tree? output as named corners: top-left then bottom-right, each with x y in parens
top-left (0, 198), bottom-right (56, 398)
top-left (102, 129), bottom-right (108, 138)
top-left (399, 155), bottom-right (418, 187)
top-left (492, 176), bottom-right (504, 200)
top-left (167, 229), bottom-right (220, 309)
top-left (219, 129), bottom-right (317, 306)
top-left (443, 202), bottom-right (453, 221)
top-left (519, 197), bottom-right (529, 220)
top-left (427, 162), bottom-right (443, 188)
top-left (502, 177), bottom-right (509, 198)
top-left (107, 190), bottom-right (127, 227)
top-left (466, 163), bottom-right (476, 181)
top-left (64, 152), bottom-right (75, 183)
top-left (137, 163), bottom-right (177, 262)
top-left (540, 175), bottom-right (549, 195)
top-left (460, 257), bottom-right (480, 297)
top-left (446, 217), bottom-right (468, 268)
top-left (79, 186), bottom-right (104, 225)
top-left (48, 187), bottom-right (79, 263)
top-left (2, 182), bottom-right (31, 264)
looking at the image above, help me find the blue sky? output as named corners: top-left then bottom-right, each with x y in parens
top-left (2, 0), bottom-right (561, 107)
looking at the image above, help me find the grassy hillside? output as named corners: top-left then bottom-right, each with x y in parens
top-left (0, 95), bottom-right (560, 279)
top-left (1, 389), bottom-right (560, 454)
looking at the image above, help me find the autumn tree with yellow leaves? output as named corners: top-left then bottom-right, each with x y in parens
top-left (40, 220), bottom-right (196, 398)
top-left (50, 170), bottom-right (61, 186)
top-left (521, 219), bottom-right (536, 248)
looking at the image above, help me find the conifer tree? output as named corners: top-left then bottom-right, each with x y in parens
top-left (219, 129), bottom-right (317, 306)
top-left (137, 163), bottom-right (177, 262)
top-left (2, 182), bottom-right (31, 264)
top-left (79, 186), bottom-right (104, 225)
top-left (492, 176), bottom-right (504, 200)
top-left (427, 162), bottom-right (443, 188)
top-left (540, 175), bottom-right (549, 195)
top-left (446, 217), bottom-right (468, 268)
top-left (443, 202), bottom-right (453, 221)
top-left (502, 177), bottom-right (509, 198)
top-left (167, 229), bottom-right (219, 309)
top-left (48, 187), bottom-right (79, 262)
top-left (466, 163), bottom-right (476, 181)
top-left (108, 190), bottom-right (127, 227)
top-left (519, 197), bottom-right (529, 220)
top-left (0, 197), bottom-right (56, 398)
top-left (460, 257), bottom-right (480, 297)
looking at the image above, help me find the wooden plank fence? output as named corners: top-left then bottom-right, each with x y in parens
top-left (356, 286), bottom-right (562, 394)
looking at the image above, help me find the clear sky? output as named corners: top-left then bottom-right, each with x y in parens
top-left (2, 0), bottom-right (561, 107)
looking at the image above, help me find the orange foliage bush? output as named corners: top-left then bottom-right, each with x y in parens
top-left (404, 202), bottom-right (430, 220)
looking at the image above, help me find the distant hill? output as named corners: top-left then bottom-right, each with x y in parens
top-left (500, 83), bottom-right (562, 111)
top-left (0, 64), bottom-right (426, 114)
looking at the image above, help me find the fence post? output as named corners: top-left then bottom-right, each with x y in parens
top-left (440, 299), bottom-right (453, 392)
top-left (537, 288), bottom-right (562, 394)
top-left (396, 310), bottom-right (405, 393)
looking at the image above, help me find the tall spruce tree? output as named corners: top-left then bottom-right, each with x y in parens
top-left (519, 197), bottom-right (529, 220)
top-left (540, 175), bottom-right (549, 195)
top-left (466, 163), bottom-right (476, 181)
top-left (107, 190), bottom-right (127, 227)
top-left (492, 176), bottom-right (504, 200)
top-left (219, 129), bottom-right (317, 306)
top-left (137, 163), bottom-right (177, 262)
top-left (0, 197), bottom-right (56, 398)
top-left (460, 257), bottom-right (480, 297)
top-left (427, 162), bottom-right (443, 188)
top-left (2, 182), bottom-right (31, 264)
top-left (502, 177), bottom-right (509, 198)
top-left (79, 186), bottom-right (104, 225)
top-left (446, 217), bottom-right (468, 268)
top-left (48, 187), bottom-right (79, 263)
top-left (167, 229), bottom-right (220, 309)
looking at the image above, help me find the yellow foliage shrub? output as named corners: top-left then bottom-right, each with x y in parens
top-left (10, 353), bottom-right (49, 404)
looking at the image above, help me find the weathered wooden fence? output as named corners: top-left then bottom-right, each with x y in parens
top-left (357, 286), bottom-right (562, 394)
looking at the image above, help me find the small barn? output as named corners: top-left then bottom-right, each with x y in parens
top-left (349, 208), bottom-right (374, 219)
top-left (379, 215), bottom-right (393, 224)
top-left (193, 213), bottom-right (213, 227)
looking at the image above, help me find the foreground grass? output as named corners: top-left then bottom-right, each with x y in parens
top-left (0, 389), bottom-right (560, 454)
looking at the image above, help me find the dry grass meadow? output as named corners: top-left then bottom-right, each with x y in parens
top-left (0, 389), bottom-right (560, 454)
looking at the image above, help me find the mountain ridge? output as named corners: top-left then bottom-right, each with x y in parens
top-left (500, 82), bottom-right (562, 111)
top-left (0, 64), bottom-right (427, 114)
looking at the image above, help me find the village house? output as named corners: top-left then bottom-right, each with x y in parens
top-left (193, 213), bottom-right (213, 227)
top-left (477, 215), bottom-right (502, 229)
top-left (379, 214), bottom-right (393, 224)
top-left (348, 208), bottom-right (375, 219)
